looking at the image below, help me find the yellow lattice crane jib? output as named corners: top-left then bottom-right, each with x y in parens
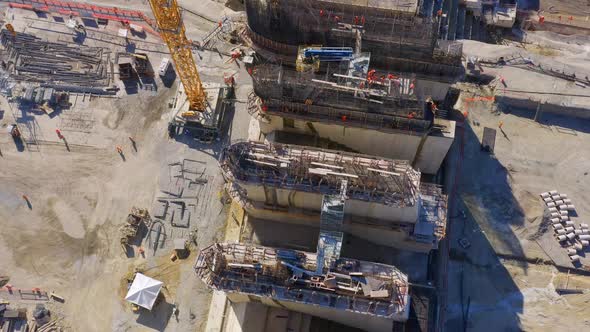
top-left (148, 0), bottom-right (206, 111)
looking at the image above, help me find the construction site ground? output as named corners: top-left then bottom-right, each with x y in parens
top-left (0, 1), bottom-right (252, 331)
top-left (444, 35), bottom-right (590, 331)
top-left (2, 0), bottom-right (590, 332)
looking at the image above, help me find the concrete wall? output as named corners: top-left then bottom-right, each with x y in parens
top-left (497, 95), bottom-right (590, 120)
top-left (534, 21), bottom-right (590, 36)
top-left (238, 182), bottom-right (419, 223)
top-left (415, 78), bottom-right (453, 101)
top-left (260, 116), bottom-right (455, 174)
top-left (414, 126), bottom-right (457, 173)
top-left (223, 301), bottom-right (311, 332)
top-left (226, 292), bottom-right (408, 332)
top-left (242, 202), bottom-right (432, 252)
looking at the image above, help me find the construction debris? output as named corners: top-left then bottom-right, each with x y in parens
top-left (120, 207), bottom-right (151, 253)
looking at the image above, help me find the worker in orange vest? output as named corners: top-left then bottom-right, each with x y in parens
top-left (22, 194), bottom-right (32, 209)
top-left (430, 102), bottom-right (439, 115)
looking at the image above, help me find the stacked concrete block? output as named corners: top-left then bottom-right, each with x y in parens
top-left (541, 190), bottom-right (585, 263)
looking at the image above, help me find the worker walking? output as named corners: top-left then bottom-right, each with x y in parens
top-left (498, 120), bottom-right (509, 140)
top-left (116, 146), bottom-right (126, 161)
top-left (22, 194), bottom-right (32, 209)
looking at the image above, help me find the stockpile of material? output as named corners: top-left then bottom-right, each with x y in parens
top-left (541, 190), bottom-right (588, 263)
top-left (0, 29), bottom-right (111, 89)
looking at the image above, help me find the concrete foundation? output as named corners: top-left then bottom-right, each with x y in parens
top-left (226, 291), bottom-right (409, 332)
top-left (260, 117), bottom-right (455, 175)
top-left (238, 199), bottom-right (436, 252)
top-left (238, 182), bottom-right (419, 223)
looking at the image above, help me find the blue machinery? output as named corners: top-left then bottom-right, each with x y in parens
top-left (302, 47), bottom-right (354, 62)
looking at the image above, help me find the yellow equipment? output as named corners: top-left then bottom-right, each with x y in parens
top-left (5, 23), bottom-right (16, 37)
top-left (181, 111), bottom-right (198, 118)
top-left (148, 0), bottom-right (206, 111)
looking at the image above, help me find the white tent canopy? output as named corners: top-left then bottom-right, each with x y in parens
top-left (125, 273), bottom-right (163, 310)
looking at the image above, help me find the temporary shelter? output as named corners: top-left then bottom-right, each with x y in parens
top-left (124, 273), bottom-right (163, 310)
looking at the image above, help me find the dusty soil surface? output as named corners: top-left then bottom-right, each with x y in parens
top-left (446, 33), bottom-right (590, 331)
top-left (0, 1), bottom-right (251, 331)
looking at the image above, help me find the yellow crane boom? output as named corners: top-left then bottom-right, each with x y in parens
top-left (148, 0), bottom-right (206, 111)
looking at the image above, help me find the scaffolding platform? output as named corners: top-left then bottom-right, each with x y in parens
top-left (195, 242), bottom-right (411, 324)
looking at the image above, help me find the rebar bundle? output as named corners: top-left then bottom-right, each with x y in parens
top-left (1, 30), bottom-right (111, 87)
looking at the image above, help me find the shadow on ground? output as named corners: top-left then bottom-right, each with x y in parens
top-left (459, 119), bottom-right (529, 272)
top-left (136, 298), bottom-right (174, 331)
top-left (445, 113), bottom-right (525, 331)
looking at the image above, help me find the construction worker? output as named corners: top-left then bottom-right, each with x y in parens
top-left (22, 194), bottom-right (31, 209)
top-left (367, 69), bottom-right (377, 85)
top-left (116, 146), bottom-right (123, 155)
top-left (231, 50), bottom-right (241, 60)
top-left (430, 102), bottom-right (438, 112)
